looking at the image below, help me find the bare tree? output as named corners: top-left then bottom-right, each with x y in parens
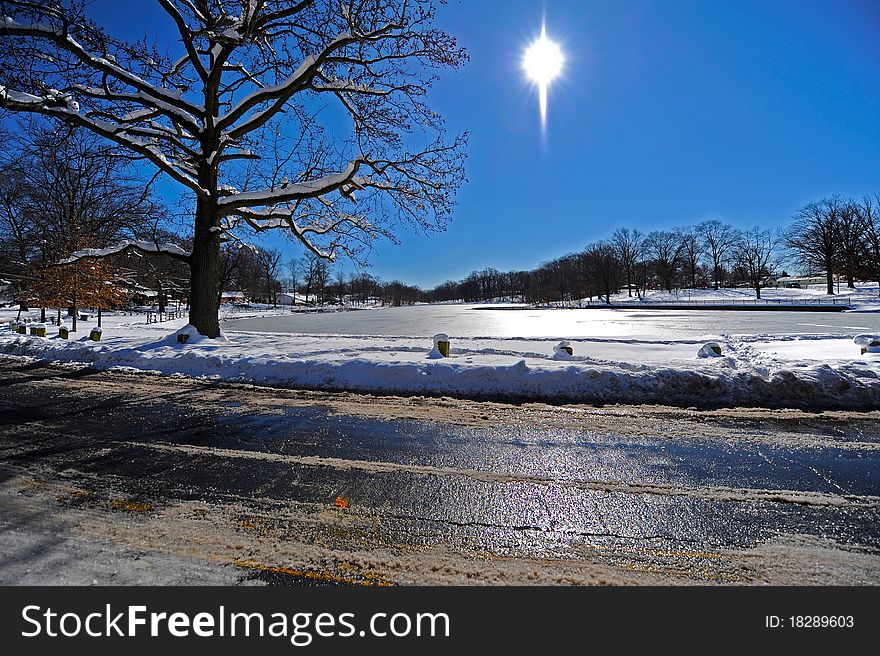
top-left (697, 220), bottom-right (736, 289)
top-left (582, 241), bottom-right (621, 304)
top-left (837, 201), bottom-right (861, 289)
top-left (1, 123), bottom-right (158, 313)
top-left (255, 246), bottom-right (282, 306)
top-left (734, 227), bottom-right (775, 299)
top-left (644, 230), bottom-right (681, 292)
top-left (0, 152), bottom-right (35, 310)
top-left (0, 0), bottom-right (468, 336)
top-left (300, 250), bottom-right (330, 304)
top-left (286, 257), bottom-right (301, 305)
top-left (675, 226), bottom-right (703, 289)
top-left (349, 271), bottom-right (376, 305)
top-left (856, 194), bottom-right (880, 296)
top-left (333, 268), bottom-right (347, 303)
top-left (611, 227), bottom-right (644, 297)
top-left (784, 197), bottom-right (842, 294)
top-left (217, 243), bottom-right (248, 306)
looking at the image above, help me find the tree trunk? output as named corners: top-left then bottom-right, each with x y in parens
top-left (755, 284), bottom-right (761, 300)
top-left (188, 194), bottom-right (221, 338)
top-left (826, 271), bottom-right (834, 295)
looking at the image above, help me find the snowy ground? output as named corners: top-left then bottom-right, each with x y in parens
top-left (609, 282), bottom-right (880, 311)
top-left (1, 300), bottom-right (879, 409)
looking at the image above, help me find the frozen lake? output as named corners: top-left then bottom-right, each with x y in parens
top-left (224, 304), bottom-right (880, 339)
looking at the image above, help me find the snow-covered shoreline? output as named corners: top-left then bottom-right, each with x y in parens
top-left (1, 308), bottom-right (878, 409)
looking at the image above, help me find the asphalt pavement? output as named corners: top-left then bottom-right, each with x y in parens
top-left (1, 356), bottom-right (877, 585)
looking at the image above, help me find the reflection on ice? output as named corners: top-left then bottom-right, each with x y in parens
top-left (227, 304), bottom-right (880, 339)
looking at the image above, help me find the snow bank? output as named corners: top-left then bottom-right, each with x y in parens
top-left (603, 283), bottom-right (880, 312)
top-left (1, 319), bottom-right (878, 409)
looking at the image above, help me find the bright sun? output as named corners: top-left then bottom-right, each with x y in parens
top-left (523, 25), bottom-right (564, 125)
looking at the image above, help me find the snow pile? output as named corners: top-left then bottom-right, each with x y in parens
top-left (1, 316), bottom-right (879, 409)
top-left (170, 324), bottom-right (228, 345)
top-left (854, 334), bottom-right (880, 353)
top-left (552, 340), bottom-right (573, 360)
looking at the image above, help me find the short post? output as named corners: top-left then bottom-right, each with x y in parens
top-left (16, 323), bottom-right (27, 335)
top-left (698, 342), bottom-right (722, 357)
top-left (29, 323), bottom-right (47, 337)
top-left (59, 326), bottom-right (70, 339)
top-left (554, 340), bottom-right (573, 356)
top-left (89, 327), bottom-right (102, 341)
top-left (433, 333), bottom-right (450, 357)
top-left (854, 334), bottom-right (880, 355)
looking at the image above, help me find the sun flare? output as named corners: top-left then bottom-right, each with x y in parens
top-left (523, 25), bottom-right (564, 126)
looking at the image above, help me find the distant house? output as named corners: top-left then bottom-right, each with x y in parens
top-left (277, 292), bottom-right (311, 305)
top-left (121, 283), bottom-right (159, 307)
top-left (220, 291), bottom-right (248, 304)
top-left (776, 274), bottom-right (841, 288)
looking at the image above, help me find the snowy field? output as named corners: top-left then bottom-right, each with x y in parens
top-left (609, 282), bottom-right (880, 310)
top-left (1, 299), bottom-right (879, 409)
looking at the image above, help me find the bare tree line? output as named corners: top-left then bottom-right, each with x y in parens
top-left (423, 195), bottom-right (880, 304)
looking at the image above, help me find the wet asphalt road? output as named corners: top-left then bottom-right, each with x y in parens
top-left (0, 357), bottom-right (878, 584)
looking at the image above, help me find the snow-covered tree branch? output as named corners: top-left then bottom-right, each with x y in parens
top-left (56, 239), bottom-right (191, 265)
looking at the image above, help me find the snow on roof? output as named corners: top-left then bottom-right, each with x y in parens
top-left (57, 240), bottom-right (190, 264)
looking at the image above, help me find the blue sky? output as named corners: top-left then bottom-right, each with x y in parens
top-left (91, 1), bottom-right (880, 288)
